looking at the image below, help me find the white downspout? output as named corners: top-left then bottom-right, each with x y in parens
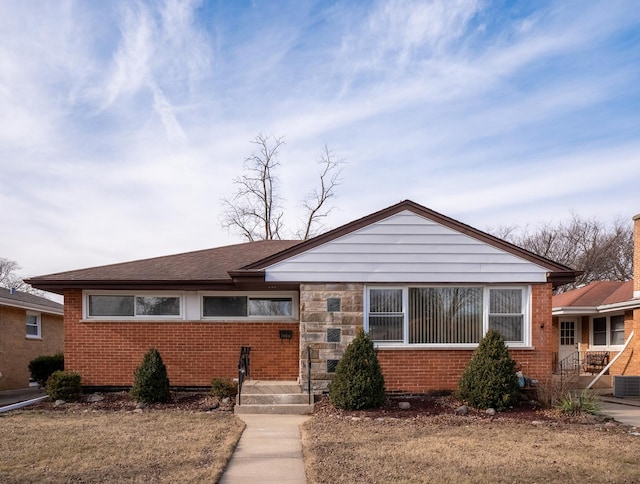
top-left (587, 330), bottom-right (635, 389)
top-left (0, 395), bottom-right (47, 413)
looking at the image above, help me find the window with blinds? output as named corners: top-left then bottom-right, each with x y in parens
top-left (408, 287), bottom-right (483, 344)
top-left (367, 286), bottom-right (528, 346)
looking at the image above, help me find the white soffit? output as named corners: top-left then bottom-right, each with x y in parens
top-left (265, 211), bottom-right (548, 283)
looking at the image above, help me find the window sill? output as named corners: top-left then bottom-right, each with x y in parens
top-left (26, 336), bottom-right (42, 340)
top-left (375, 345), bottom-right (535, 351)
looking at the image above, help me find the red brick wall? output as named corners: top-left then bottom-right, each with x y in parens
top-left (64, 290), bottom-right (299, 387)
top-left (377, 283), bottom-right (554, 392)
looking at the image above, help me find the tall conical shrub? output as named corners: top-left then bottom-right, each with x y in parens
top-left (458, 330), bottom-right (520, 410)
top-left (130, 348), bottom-right (170, 403)
top-left (329, 330), bottom-right (386, 410)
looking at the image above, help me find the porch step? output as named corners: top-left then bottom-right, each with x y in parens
top-left (235, 380), bottom-right (314, 415)
top-left (234, 403), bottom-right (314, 415)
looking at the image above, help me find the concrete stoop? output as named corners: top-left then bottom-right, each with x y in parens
top-left (234, 380), bottom-right (314, 415)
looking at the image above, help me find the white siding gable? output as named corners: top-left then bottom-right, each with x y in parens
top-left (265, 211), bottom-right (549, 283)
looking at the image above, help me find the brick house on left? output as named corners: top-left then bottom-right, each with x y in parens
top-left (28, 200), bottom-right (578, 394)
top-left (0, 287), bottom-right (63, 391)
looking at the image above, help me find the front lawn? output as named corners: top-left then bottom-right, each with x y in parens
top-left (302, 401), bottom-right (640, 483)
top-left (0, 407), bottom-right (243, 483)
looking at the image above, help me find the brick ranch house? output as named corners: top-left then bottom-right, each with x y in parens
top-left (28, 200), bottom-right (579, 394)
top-left (552, 213), bottom-right (640, 385)
top-left (0, 287), bottom-right (63, 391)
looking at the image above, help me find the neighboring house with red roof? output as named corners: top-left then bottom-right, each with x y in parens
top-left (552, 216), bottom-right (640, 382)
top-left (0, 287), bottom-right (63, 391)
top-left (27, 200), bottom-right (578, 394)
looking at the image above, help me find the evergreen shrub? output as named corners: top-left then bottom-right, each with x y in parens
top-left (211, 378), bottom-right (238, 399)
top-left (329, 330), bottom-right (386, 410)
top-left (46, 370), bottom-right (81, 401)
top-left (130, 348), bottom-right (170, 403)
top-left (29, 353), bottom-right (64, 386)
top-left (458, 330), bottom-right (520, 410)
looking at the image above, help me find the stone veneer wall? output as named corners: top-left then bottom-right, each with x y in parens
top-left (299, 283), bottom-right (364, 393)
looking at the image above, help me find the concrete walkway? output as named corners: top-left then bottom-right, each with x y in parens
top-left (220, 414), bottom-right (310, 484)
top-left (0, 387), bottom-right (45, 407)
top-left (598, 395), bottom-right (640, 427)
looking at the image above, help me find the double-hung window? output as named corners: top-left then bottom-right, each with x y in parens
top-left (26, 311), bottom-right (41, 338)
top-left (591, 314), bottom-right (625, 348)
top-left (86, 293), bottom-right (182, 319)
top-left (366, 285), bottom-right (529, 347)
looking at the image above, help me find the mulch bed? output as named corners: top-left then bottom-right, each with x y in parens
top-left (312, 393), bottom-right (613, 425)
top-left (30, 391), bottom-right (234, 413)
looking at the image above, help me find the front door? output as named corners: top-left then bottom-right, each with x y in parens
top-left (559, 319), bottom-right (579, 369)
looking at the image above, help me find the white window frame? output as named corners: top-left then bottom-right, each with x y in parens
top-left (590, 313), bottom-right (625, 350)
top-left (83, 291), bottom-right (185, 320)
top-left (200, 291), bottom-right (299, 321)
top-left (364, 285), bottom-right (531, 349)
top-left (26, 311), bottom-right (42, 339)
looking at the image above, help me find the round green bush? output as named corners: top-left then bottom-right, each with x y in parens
top-left (329, 330), bottom-right (386, 410)
top-left (458, 330), bottom-right (520, 410)
top-left (130, 348), bottom-right (170, 403)
top-left (211, 378), bottom-right (238, 399)
top-left (46, 370), bottom-right (81, 401)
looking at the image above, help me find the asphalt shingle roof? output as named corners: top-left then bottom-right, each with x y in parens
top-left (552, 280), bottom-right (634, 308)
top-left (0, 287), bottom-right (63, 312)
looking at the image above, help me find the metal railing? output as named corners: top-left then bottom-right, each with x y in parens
top-left (307, 346), bottom-right (312, 405)
top-left (237, 346), bottom-right (250, 406)
top-left (555, 350), bottom-right (610, 375)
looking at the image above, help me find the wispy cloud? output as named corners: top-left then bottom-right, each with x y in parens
top-left (0, 0), bottom-right (638, 279)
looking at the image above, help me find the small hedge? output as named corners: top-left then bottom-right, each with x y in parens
top-left (130, 348), bottom-right (171, 403)
top-left (329, 330), bottom-right (386, 410)
top-left (458, 330), bottom-right (520, 410)
top-left (211, 378), bottom-right (238, 399)
top-left (46, 371), bottom-right (81, 401)
top-left (29, 353), bottom-right (64, 386)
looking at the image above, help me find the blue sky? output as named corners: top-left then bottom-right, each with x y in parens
top-left (1, 0), bottom-right (639, 280)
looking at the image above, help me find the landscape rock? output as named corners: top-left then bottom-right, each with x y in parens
top-left (86, 394), bottom-right (104, 403)
top-left (455, 405), bottom-right (468, 416)
top-left (398, 401), bottom-right (411, 410)
top-left (222, 397), bottom-right (231, 404)
top-left (485, 408), bottom-right (497, 416)
top-left (54, 400), bottom-right (65, 407)
top-left (604, 422), bottom-right (617, 429)
top-left (135, 402), bottom-right (146, 409)
top-left (531, 420), bottom-right (544, 425)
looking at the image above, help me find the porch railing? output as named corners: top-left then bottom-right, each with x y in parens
top-left (555, 350), bottom-right (610, 375)
top-left (237, 346), bottom-right (251, 406)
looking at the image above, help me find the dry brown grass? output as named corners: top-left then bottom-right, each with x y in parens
top-left (0, 409), bottom-right (244, 483)
top-left (302, 414), bottom-right (640, 483)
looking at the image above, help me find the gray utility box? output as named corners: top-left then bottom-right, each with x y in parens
top-left (613, 376), bottom-right (640, 397)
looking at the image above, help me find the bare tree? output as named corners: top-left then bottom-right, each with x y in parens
top-left (298, 145), bottom-right (344, 240)
top-left (492, 214), bottom-right (633, 292)
top-left (221, 134), bottom-right (286, 241)
top-left (221, 134), bottom-right (344, 241)
top-left (0, 257), bottom-right (35, 293)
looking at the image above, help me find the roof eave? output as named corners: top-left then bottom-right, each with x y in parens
top-left (0, 296), bottom-right (63, 315)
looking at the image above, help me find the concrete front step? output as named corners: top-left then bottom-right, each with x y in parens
top-left (234, 403), bottom-right (315, 415)
top-left (235, 380), bottom-right (314, 414)
top-left (239, 393), bottom-right (311, 405)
